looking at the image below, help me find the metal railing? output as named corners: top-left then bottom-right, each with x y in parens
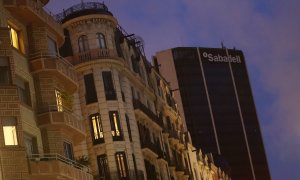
top-left (72, 48), bottom-right (119, 65)
top-left (29, 51), bottom-right (77, 82)
top-left (133, 99), bottom-right (163, 127)
top-left (54, 2), bottom-right (110, 23)
top-left (28, 153), bottom-right (90, 172)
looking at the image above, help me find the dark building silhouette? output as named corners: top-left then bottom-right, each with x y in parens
top-left (155, 47), bottom-right (271, 180)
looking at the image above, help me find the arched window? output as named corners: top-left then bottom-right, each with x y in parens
top-left (78, 35), bottom-right (89, 52)
top-left (96, 33), bottom-right (106, 48)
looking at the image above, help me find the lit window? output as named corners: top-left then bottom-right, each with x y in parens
top-left (8, 25), bottom-right (19, 50)
top-left (78, 35), bottom-right (89, 52)
top-left (55, 90), bottom-right (63, 112)
top-left (2, 117), bottom-right (18, 146)
top-left (96, 33), bottom-right (106, 48)
top-left (115, 152), bottom-right (129, 179)
top-left (109, 111), bottom-right (123, 141)
top-left (90, 113), bottom-right (104, 144)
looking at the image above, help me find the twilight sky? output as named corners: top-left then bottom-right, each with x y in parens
top-left (46, 0), bottom-right (300, 179)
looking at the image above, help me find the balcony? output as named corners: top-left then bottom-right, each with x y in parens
top-left (28, 154), bottom-right (92, 180)
top-left (133, 99), bottom-right (163, 128)
top-left (29, 52), bottom-right (78, 92)
top-left (3, 0), bottom-right (64, 45)
top-left (72, 48), bottom-right (120, 65)
top-left (37, 105), bottom-right (86, 142)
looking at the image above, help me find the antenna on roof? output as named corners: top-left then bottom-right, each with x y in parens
top-left (221, 41), bottom-right (225, 49)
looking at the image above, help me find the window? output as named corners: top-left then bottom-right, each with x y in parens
top-left (109, 111), bottom-right (123, 141)
top-left (2, 117), bottom-right (18, 146)
top-left (102, 71), bottom-right (116, 100)
top-left (24, 134), bottom-right (37, 155)
top-left (96, 33), bottom-right (106, 48)
top-left (0, 57), bottom-right (11, 84)
top-left (55, 89), bottom-right (63, 112)
top-left (115, 152), bottom-right (129, 180)
top-left (131, 56), bottom-right (140, 74)
top-left (63, 141), bottom-right (74, 160)
top-left (132, 154), bottom-right (138, 179)
top-left (16, 77), bottom-right (31, 107)
top-left (8, 25), bottom-right (19, 50)
top-left (78, 35), bottom-right (89, 52)
top-left (90, 113), bottom-right (104, 144)
top-left (84, 74), bottom-right (98, 104)
top-left (125, 114), bottom-right (132, 142)
top-left (48, 36), bottom-right (57, 55)
top-left (97, 154), bottom-right (110, 180)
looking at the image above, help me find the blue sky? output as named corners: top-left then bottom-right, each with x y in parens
top-left (46, 0), bottom-right (300, 179)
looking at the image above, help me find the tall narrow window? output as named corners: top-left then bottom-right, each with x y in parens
top-left (102, 71), bottom-right (116, 100)
top-left (63, 141), bottom-right (74, 160)
top-left (24, 134), bottom-right (37, 156)
top-left (97, 155), bottom-right (110, 179)
top-left (16, 77), bottom-right (31, 107)
top-left (78, 35), bottom-right (89, 52)
top-left (55, 89), bottom-right (63, 112)
top-left (109, 111), bottom-right (123, 141)
top-left (8, 25), bottom-right (19, 50)
top-left (48, 36), bottom-right (57, 55)
top-left (90, 113), bottom-right (104, 144)
top-left (84, 74), bottom-right (98, 104)
top-left (0, 57), bottom-right (11, 84)
top-left (132, 154), bottom-right (138, 179)
top-left (115, 152), bottom-right (129, 180)
top-left (96, 33), bottom-right (106, 48)
top-left (125, 114), bottom-right (132, 142)
top-left (2, 117), bottom-right (18, 146)
top-left (131, 56), bottom-right (140, 74)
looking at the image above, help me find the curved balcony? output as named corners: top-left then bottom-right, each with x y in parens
top-left (29, 52), bottom-right (78, 93)
top-left (28, 153), bottom-right (92, 180)
top-left (133, 99), bottom-right (163, 128)
top-left (36, 105), bottom-right (86, 143)
top-left (3, 0), bottom-right (64, 45)
top-left (72, 48), bottom-right (120, 66)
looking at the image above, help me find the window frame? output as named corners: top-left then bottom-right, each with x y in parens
top-left (2, 117), bottom-right (18, 146)
top-left (115, 152), bottom-right (129, 180)
top-left (109, 111), bottom-right (123, 141)
top-left (96, 33), bottom-right (107, 49)
top-left (78, 35), bottom-right (89, 52)
top-left (97, 154), bottom-right (110, 180)
top-left (102, 71), bottom-right (117, 100)
top-left (0, 56), bottom-right (11, 85)
top-left (89, 113), bottom-right (105, 144)
top-left (63, 141), bottom-right (74, 160)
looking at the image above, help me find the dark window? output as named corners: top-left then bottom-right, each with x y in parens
top-left (78, 35), bottom-right (89, 52)
top-left (125, 114), bottom-right (132, 142)
top-left (15, 77), bottom-right (31, 106)
top-left (102, 71), bottom-right (116, 100)
top-left (84, 74), bottom-right (98, 104)
top-left (109, 111), bottom-right (123, 141)
top-left (115, 152), bottom-right (129, 180)
top-left (0, 57), bottom-right (11, 84)
top-left (96, 33), bottom-right (106, 48)
top-left (132, 154), bottom-right (138, 179)
top-left (63, 141), bottom-right (74, 160)
top-left (90, 113), bottom-right (104, 144)
top-left (131, 56), bottom-right (140, 74)
top-left (97, 154), bottom-right (110, 180)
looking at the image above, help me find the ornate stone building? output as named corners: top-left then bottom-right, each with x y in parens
top-left (0, 0), bottom-right (229, 179)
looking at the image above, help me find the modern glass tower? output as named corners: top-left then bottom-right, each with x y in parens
top-left (155, 47), bottom-right (271, 180)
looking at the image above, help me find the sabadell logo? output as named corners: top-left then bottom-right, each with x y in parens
top-left (202, 52), bottom-right (241, 63)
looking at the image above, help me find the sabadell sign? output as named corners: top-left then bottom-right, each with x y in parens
top-left (202, 52), bottom-right (241, 63)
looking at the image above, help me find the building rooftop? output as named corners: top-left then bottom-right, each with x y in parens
top-left (54, 2), bottom-right (113, 23)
